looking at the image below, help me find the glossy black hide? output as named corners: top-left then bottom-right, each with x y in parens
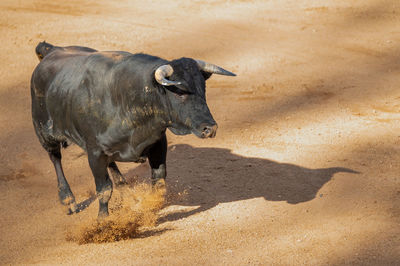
top-left (30, 42), bottom-right (222, 217)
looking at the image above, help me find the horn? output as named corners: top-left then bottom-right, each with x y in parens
top-left (195, 60), bottom-right (236, 76)
top-left (154, 65), bottom-right (181, 86)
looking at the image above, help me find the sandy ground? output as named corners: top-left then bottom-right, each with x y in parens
top-left (0, 0), bottom-right (399, 264)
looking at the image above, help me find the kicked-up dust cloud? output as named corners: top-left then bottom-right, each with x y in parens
top-left (67, 182), bottom-right (166, 244)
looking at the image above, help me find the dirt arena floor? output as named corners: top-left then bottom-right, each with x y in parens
top-left (1, 0), bottom-right (399, 264)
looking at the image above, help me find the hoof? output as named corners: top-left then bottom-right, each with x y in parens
top-left (69, 202), bottom-right (78, 213)
top-left (152, 178), bottom-right (165, 188)
top-left (65, 202), bottom-right (78, 215)
top-left (97, 209), bottom-right (109, 220)
top-left (153, 179), bottom-right (166, 196)
top-left (61, 196), bottom-right (77, 215)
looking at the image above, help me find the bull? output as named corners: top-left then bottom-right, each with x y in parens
top-left (31, 42), bottom-right (235, 218)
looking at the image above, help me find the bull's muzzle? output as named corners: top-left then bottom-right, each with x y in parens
top-left (200, 124), bottom-right (218, 138)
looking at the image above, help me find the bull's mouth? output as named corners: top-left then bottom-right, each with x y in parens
top-left (192, 124), bottom-right (218, 138)
top-left (168, 126), bottom-right (191, 136)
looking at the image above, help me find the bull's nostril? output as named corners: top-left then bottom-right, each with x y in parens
top-left (199, 123), bottom-right (217, 138)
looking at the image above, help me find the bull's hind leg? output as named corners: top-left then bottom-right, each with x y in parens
top-left (48, 148), bottom-right (77, 214)
top-left (32, 89), bottom-right (77, 214)
top-left (88, 150), bottom-right (113, 218)
top-left (108, 162), bottom-right (128, 186)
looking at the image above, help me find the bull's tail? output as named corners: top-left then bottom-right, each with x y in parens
top-left (35, 41), bottom-right (55, 61)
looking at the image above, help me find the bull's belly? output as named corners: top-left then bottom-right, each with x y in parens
top-left (102, 142), bottom-right (147, 163)
top-left (96, 126), bottom-right (164, 163)
top-left (55, 130), bottom-right (147, 163)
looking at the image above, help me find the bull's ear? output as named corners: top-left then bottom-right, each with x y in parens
top-left (201, 71), bottom-right (213, 81)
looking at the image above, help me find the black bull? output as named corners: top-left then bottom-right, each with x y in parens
top-left (31, 42), bottom-right (235, 217)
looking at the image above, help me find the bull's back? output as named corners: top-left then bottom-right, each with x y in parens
top-left (35, 41), bottom-right (97, 61)
top-left (31, 49), bottom-right (134, 148)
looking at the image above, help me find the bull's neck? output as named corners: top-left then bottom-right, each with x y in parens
top-left (125, 84), bottom-right (171, 133)
top-left (124, 92), bottom-right (170, 154)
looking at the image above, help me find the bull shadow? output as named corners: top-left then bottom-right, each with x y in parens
top-left (126, 144), bottom-right (358, 222)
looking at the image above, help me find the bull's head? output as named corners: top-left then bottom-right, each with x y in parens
top-left (154, 58), bottom-right (235, 138)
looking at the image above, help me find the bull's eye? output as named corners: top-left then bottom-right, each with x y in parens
top-left (167, 85), bottom-right (190, 95)
top-left (175, 93), bottom-right (188, 101)
top-left (166, 85), bottom-right (192, 101)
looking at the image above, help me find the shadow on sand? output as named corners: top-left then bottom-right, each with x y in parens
top-left (126, 144), bottom-right (358, 223)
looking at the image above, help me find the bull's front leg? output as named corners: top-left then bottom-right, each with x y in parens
top-left (87, 149), bottom-right (113, 218)
top-left (148, 133), bottom-right (167, 189)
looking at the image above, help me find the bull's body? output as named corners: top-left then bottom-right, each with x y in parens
top-left (31, 42), bottom-right (235, 217)
top-left (33, 49), bottom-right (171, 162)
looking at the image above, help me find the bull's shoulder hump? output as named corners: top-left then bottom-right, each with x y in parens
top-left (91, 51), bottom-right (133, 62)
top-left (64, 46), bottom-right (97, 53)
